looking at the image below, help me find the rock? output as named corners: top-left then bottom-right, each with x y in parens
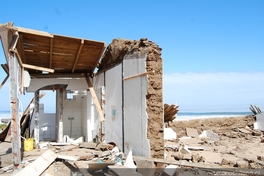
top-left (221, 158), bottom-right (229, 165)
top-left (235, 160), bottom-right (249, 168)
top-left (172, 152), bottom-right (183, 160)
top-left (257, 155), bottom-right (264, 161)
top-left (252, 131), bottom-right (262, 136)
top-left (191, 154), bottom-right (199, 163)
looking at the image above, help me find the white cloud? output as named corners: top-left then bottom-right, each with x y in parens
top-left (163, 72), bottom-right (264, 112)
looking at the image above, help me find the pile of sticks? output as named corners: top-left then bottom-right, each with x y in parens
top-left (164, 103), bottom-right (179, 125)
top-left (249, 104), bottom-right (262, 115)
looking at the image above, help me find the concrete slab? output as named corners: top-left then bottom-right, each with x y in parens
top-left (186, 128), bottom-right (199, 138)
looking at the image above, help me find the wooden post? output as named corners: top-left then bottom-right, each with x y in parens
top-left (34, 91), bottom-right (40, 145)
top-left (9, 53), bottom-right (21, 171)
top-left (84, 73), bottom-right (105, 122)
top-left (84, 73), bottom-right (105, 142)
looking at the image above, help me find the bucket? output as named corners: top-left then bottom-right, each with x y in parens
top-left (24, 138), bottom-right (34, 151)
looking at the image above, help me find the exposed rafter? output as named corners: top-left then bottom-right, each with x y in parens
top-left (23, 63), bottom-right (54, 73)
top-left (72, 39), bottom-right (84, 73)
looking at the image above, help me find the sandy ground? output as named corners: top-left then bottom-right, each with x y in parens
top-left (165, 115), bottom-right (264, 169)
top-left (1, 115), bottom-right (264, 175)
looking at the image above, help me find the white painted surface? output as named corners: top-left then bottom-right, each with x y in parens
top-left (254, 113), bottom-right (264, 131)
top-left (164, 128), bottom-right (177, 140)
top-left (104, 64), bottom-right (123, 149)
top-left (63, 94), bottom-right (82, 139)
top-left (123, 54), bottom-right (150, 157)
top-left (27, 78), bottom-right (88, 92)
top-left (30, 104), bottom-right (56, 141)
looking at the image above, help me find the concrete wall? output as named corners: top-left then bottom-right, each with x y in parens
top-left (30, 104), bottom-right (56, 141)
top-left (123, 54), bottom-right (150, 157)
top-left (62, 93), bottom-right (82, 139)
top-left (104, 65), bottom-right (123, 149)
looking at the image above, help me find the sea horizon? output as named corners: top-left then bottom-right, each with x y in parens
top-left (0, 110), bottom-right (253, 121)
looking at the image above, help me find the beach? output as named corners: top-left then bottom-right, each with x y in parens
top-left (164, 114), bottom-right (264, 171)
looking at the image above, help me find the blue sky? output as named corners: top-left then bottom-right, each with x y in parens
top-left (0, 0), bottom-right (264, 112)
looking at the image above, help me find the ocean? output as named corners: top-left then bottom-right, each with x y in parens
top-left (176, 111), bottom-right (253, 120)
top-left (0, 111), bottom-right (253, 123)
top-left (0, 111), bottom-right (11, 124)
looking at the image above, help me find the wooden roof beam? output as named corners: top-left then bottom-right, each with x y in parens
top-left (71, 39), bottom-right (84, 73)
top-left (1, 64), bottom-right (9, 75)
top-left (23, 63), bottom-right (54, 73)
top-left (15, 26), bottom-right (54, 38)
top-left (49, 38), bottom-right (53, 68)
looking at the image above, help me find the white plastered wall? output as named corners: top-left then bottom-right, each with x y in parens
top-left (123, 54), bottom-right (150, 157)
top-left (103, 65), bottom-right (123, 150)
top-left (30, 104), bottom-right (56, 141)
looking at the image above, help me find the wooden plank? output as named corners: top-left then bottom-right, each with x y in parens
top-left (1, 64), bottom-right (9, 74)
top-left (72, 39), bottom-right (84, 73)
top-left (49, 38), bottom-right (53, 68)
top-left (123, 71), bottom-right (154, 81)
top-left (23, 63), bottom-right (54, 73)
top-left (84, 73), bottom-right (104, 122)
top-left (16, 150), bottom-right (57, 176)
top-left (16, 26), bottom-right (54, 38)
top-left (0, 75), bottom-right (9, 89)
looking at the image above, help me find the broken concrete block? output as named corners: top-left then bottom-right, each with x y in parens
top-left (199, 151), bottom-right (222, 164)
top-left (199, 130), bottom-right (219, 140)
top-left (257, 155), bottom-right (264, 161)
top-left (179, 137), bottom-right (202, 145)
top-left (191, 154), bottom-right (199, 163)
top-left (238, 128), bottom-right (251, 134)
top-left (235, 159), bottom-right (249, 168)
top-left (183, 153), bottom-right (192, 161)
top-left (179, 144), bottom-right (191, 154)
top-left (186, 127), bottom-right (199, 138)
top-left (164, 128), bottom-right (177, 140)
top-left (171, 152), bottom-right (183, 160)
top-left (163, 165), bottom-right (178, 176)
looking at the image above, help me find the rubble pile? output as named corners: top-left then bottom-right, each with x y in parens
top-left (164, 115), bottom-right (264, 172)
top-left (98, 38), bottom-right (164, 159)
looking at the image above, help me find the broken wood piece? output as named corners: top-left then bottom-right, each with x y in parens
top-left (58, 145), bottom-right (77, 152)
top-left (79, 142), bottom-right (97, 149)
top-left (57, 154), bottom-right (80, 161)
top-left (16, 150), bottom-right (57, 176)
top-left (23, 63), bottom-right (54, 73)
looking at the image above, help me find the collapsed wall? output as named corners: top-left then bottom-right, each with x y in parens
top-left (98, 38), bottom-right (164, 158)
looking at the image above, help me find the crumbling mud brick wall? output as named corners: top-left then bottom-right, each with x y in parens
top-left (98, 38), bottom-right (164, 158)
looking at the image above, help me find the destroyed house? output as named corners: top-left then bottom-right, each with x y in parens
top-left (0, 22), bottom-right (164, 169)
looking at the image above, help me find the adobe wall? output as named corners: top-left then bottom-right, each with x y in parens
top-left (98, 38), bottom-right (164, 158)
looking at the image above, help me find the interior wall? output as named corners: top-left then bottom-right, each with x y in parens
top-left (104, 64), bottom-right (123, 149)
top-left (30, 104), bottom-right (56, 141)
top-left (123, 54), bottom-right (150, 157)
top-left (62, 93), bottom-right (82, 139)
top-left (81, 94), bottom-right (88, 141)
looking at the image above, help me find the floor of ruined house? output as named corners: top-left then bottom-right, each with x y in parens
top-left (1, 116), bottom-right (264, 175)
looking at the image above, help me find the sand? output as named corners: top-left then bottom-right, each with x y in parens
top-left (165, 115), bottom-right (264, 169)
